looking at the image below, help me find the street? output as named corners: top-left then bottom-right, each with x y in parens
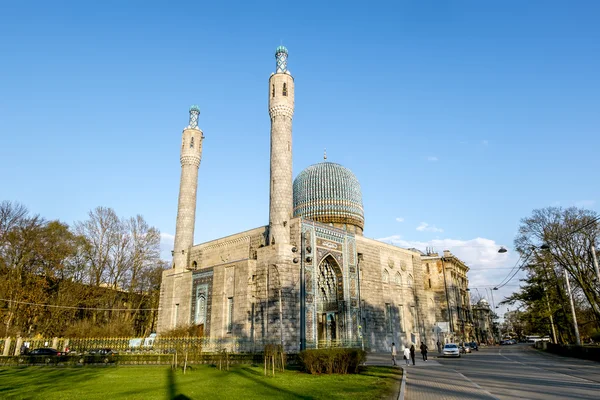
top-left (404, 343), bottom-right (600, 399)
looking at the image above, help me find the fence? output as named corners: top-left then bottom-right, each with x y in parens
top-left (1, 336), bottom-right (369, 357)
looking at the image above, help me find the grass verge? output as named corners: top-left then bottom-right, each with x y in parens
top-left (0, 364), bottom-right (401, 400)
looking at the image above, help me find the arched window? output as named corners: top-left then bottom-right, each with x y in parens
top-left (382, 269), bottom-right (389, 283)
top-left (190, 137), bottom-right (194, 148)
top-left (196, 294), bottom-right (206, 324)
top-left (192, 261), bottom-right (198, 270)
top-left (395, 272), bottom-right (402, 286)
top-left (282, 82), bottom-right (288, 96)
top-left (408, 274), bottom-right (414, 288)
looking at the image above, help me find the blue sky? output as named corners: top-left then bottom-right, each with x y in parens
top-left (1, 1), bottom-right (599, 315)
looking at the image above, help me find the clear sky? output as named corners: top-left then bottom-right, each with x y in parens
top-left (1, 1), bottom-right (599, 316)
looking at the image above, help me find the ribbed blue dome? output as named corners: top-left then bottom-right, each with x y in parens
top-left (293, 162), bottom-right (364, 231)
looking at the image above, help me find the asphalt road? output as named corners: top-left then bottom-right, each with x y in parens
top-left (428, 343), bottom-right (600, 399)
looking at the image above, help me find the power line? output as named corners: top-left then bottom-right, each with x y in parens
top-left (0, 298), bottom-right (159, 311)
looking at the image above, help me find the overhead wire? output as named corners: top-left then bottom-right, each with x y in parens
top-left (0, 298), bottom-right (159, 311)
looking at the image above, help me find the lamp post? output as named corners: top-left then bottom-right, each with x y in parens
top-left (591, 244), bottom-right (600, 284)
top-left (563, 266), bottom-right (581, 345)
top-left (540, 244), bottom-right (581, 345)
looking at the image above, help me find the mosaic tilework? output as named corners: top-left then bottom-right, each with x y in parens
top-left (293, 162), bottom-right (364, 230)
top-left (191, 268), bottom-right (213, 335)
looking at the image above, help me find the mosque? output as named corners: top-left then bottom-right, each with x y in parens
top-left (157, 46), bottom-right (473, 352)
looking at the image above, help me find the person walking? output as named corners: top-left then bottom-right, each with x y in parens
top-left (403, 346), bottom-right (410, 366)
top-left (391, 342), bottom-right (397, 366)
top-left (437, 340), bottom-right (442, 353)
top-left (420, 342), bottom-right (428, 361)
top-left (409, 344), bottom-right (416, 365)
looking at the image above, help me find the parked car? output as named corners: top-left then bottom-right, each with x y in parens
top-left (442, 343), bottom-right (461, 358)
top-left (29, 348), bottom-right (63, 356)
top-left (20, 348), bottom-right (67, 364)
top-left (461, 343), bottom-right (472, 353)
top-left (469, 341), bottom-right (479, 351)
top-left (87, 348), bottom-right (118, 356)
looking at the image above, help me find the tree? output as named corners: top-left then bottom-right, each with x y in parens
top-left (510, 206), bottom-right (600, 341)
top-left (0, 202), bottom-right (81, 336)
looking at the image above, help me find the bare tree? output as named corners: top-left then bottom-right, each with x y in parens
top-left (514, 206), bottom-right (600, 329)
top-left (75, 207), bottom-right (121, 287)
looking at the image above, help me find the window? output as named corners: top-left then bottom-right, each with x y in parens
top-left (408, 274), bottom-right (413, 288)
top-left (395, 272), bottom-right (402, 286)
top-left (196, 295), bottom-right (206, 324)
top-left (382, 269), bottom-right (389, 283)
top-left (272, 84), bottom-right (275, 97)
top-left (192, 261), bottom-right (198, 270)
top-left (428, 278), bottom-right (432, 288)
top-left (173, 303), bottom-right (179, 328)
top-left (283, 82), bottom-right (288, 96)
top-left (227, 297), bottom-right (234, 333)
top-left (190, 137), bottom-right (194, 148)
top-left (385, 303), bottom-right (393, 333)
top-left (426, 263), bottom-right (430, 273)
top-left (411, 306), bottom-right (417, 332)
top-left (398, 305), bottom-right (405, 332)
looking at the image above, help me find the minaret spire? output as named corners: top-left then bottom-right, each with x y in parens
top-left (268, 46), bottom-right (295, 245)
top-left (172, 105), bottom-right (204, 269)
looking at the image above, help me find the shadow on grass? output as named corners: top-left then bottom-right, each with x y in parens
top-left (167, 368), bottom-right (192, 400)
top-left (0, 366), bottom-right (104, 397)
top-left (358, 366), bottom-right (402, 380)
top-left (230, 367), bottom-right (308, 399)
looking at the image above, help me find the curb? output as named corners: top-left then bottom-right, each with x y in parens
top-left (398, 366), bottom-right (406, 400)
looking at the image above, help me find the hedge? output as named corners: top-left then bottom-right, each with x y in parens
top-left (298, 348), bottom-right (366, 374)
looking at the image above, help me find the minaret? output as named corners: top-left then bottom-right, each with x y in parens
top-left (268, 46), bottom-right (295, 245)
top-left (173, 105), bottom-right (204, 269)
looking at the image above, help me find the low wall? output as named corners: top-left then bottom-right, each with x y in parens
top-left (541, 342), bottom-right (600, 362)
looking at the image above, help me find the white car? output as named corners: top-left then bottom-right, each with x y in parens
top-left (443, 343), bottom-right (461, 358)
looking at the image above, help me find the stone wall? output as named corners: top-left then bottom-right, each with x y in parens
top-left (355, 237), bottom-right (434, 352)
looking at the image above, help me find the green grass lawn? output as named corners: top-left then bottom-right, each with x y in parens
top-left (0, 364), bottom-right (401, 400)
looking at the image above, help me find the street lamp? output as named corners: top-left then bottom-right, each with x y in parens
top-left (498, 247), bottom-right (508, 253)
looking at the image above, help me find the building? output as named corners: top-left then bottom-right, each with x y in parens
top-left (472, 299), bottom-right (493, 345)
top-left (157, 46), bottom-right (470, 352)
top-left (419, 249), bottom-right (474, 344)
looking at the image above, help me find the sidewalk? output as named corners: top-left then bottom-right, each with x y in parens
top-left (366, 353), bottom-right (496, 400)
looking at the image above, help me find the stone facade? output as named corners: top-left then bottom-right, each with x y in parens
top-left (420, 250), bottom-right (474, 344)
top-left (472, 299), bottom-right (494, 344)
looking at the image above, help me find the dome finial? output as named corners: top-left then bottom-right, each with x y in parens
top-left (324, 148), bottom-right (327, 160)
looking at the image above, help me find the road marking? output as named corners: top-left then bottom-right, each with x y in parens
top-left (499, 349), bottom-right (600, 385)
top-left (454, 370), bottom-right (500, 400)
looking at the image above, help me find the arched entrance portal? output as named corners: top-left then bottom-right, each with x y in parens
top-left (316, 256), bottom-right (344, 344)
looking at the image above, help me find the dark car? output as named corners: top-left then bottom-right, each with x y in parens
top-left (20, 348), bottom-right (67, 364)
top-left (29, 348), bottom-right (63, 356)
top-left (87, 348), bottom-right (118, 356)
top-left (83, 348), bottom-right (119, 364)
top-left (470, 341), bottom-right (479, 351)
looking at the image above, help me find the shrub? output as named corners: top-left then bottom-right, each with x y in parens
top-left (299, 348), bottom-right (366, 374)
top-left (160, 324), bottom-right (203, 338)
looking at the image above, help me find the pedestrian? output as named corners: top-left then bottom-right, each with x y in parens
top-left (420, 342), bottom-right (428, 361)
top-left (409, 344), bottom-right (416, 365)
top-left (437, 340), bottom-right (442, 353)
top-left (403, 346), bottom-right (410, 366)
top-left (391, 342), bottom-right (397, 366)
